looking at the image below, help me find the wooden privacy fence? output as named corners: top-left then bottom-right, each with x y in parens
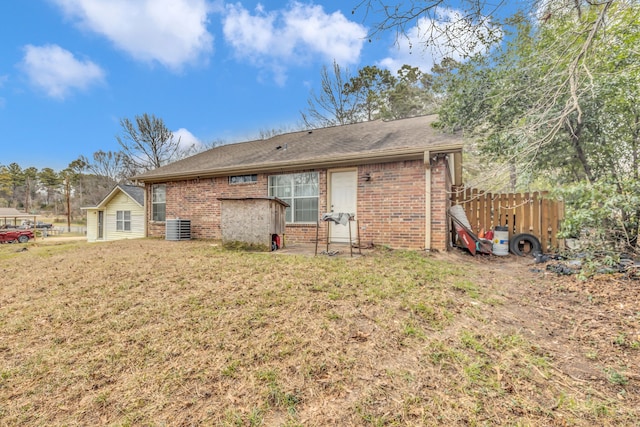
top-left (451, 186), bottom-right (565, 251)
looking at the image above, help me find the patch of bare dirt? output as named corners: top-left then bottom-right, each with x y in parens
top-left (454, 250), bottom-right (639, 393)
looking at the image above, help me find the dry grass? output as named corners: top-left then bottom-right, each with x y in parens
top-left (0, 239), bottom-right (637, 426)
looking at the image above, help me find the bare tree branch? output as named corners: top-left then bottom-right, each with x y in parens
top-left (116, 113), bottom-right (181, 174)
top-left (300, 61), bottom-right (358, 128)
top-left (352, 0), bottom-right (505, 57)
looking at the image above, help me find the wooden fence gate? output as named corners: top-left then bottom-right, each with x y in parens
top-left (451, 186), bottom-right (565, 251)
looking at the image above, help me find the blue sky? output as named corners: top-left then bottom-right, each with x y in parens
top-left (1, 0), bottom-right (508, 171)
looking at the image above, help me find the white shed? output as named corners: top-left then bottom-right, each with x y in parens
top-left (83, 184), bottom-right (146, 242)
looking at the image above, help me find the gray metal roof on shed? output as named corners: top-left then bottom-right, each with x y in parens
top-left (134, 115), bottom-right (462, 183)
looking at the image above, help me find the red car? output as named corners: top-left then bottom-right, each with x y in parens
top-left (0, 229), bottom-right (34, 243)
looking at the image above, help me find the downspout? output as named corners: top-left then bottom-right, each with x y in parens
top-left (143, 184), bottom-right (148, 238)
top-left (424, 150), bottom-right (431, 250)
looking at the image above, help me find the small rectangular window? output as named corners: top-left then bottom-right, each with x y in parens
top-left (152, 184), bottom-right (166, 222)
top-left (116, 210), bottom-right (131, 231)
top-left (229, 174), bottom-right (257, 184)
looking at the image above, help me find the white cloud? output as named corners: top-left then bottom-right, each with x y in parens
top-left (378, 9), bottom-right (501, 73)
top-left (223, 4), bottom-right (277, 56)
top-left (222, 2), bottom-right (367, 84)
top-left (51, 0), bottom-right (214, 71)
top-left (21, 44), bottom-right (105, 99)
top-left (174, 127), bottom-right (203, 151)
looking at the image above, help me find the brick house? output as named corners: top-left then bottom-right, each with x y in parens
top-left (133, 115), bottom-right (463, 251)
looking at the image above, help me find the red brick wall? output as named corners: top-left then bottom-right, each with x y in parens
top-left (429, 155), bottom-right (451, 252)
top-left (357, 160), bottom-right (426, 249)
top-left (146, 171), bottom-right (328, 243)
top-left (146, 157), bottom-right (451, 251)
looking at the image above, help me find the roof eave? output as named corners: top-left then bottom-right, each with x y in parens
top-left (135, 144), bottom-right (463, 184)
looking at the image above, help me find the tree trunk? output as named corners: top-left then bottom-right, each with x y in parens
top-left (565, 119), bottom-right (593, 182)
top-left (65, 177), bottom-right (72, 232)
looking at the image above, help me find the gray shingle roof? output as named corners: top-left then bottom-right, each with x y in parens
top-left (134, 115), bottom-right (462, 183)
top-left (118, 184), bottom-right (145, 206)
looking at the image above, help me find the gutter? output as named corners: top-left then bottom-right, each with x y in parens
top-left (134, 144), bottom-right (463, 184)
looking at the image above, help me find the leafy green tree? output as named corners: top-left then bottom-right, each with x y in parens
top-left (22, 167), bottom-right (38, 213)
top-left (68, 157), bottom-right (90, 214)
top-left (0, 165), bottom-right (11, 207)
top-left (344, 65), bottom-right (396, 121)
top-left (383, 64), bottom-right (437, 119)
top-left (59, 168), bottom-right (75, 231)
top-left (6, 163), bottom-right (25, 209)
top-left (353, 0), bottom-right (625, 153)
top-left (303, 62), bottom-right (439, 128)
top-left (435, 2), bottom-right (640, 252)
top-left (439, 4), bottom-right (639, 183)
top-left (38, 168), bottom-right (61, 207)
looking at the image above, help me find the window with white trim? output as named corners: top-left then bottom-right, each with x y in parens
top-left (268, 172), bottom-right (319, 223)
top-left (116, 210), bottom-right (131, 231)
top-left (152, 184), bottom-right (166, 222)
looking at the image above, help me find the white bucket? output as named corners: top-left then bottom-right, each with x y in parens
top-left (492, 226), bottom-right (509, 256)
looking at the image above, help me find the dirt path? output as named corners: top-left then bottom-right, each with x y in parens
top-left (455, 251), bottom-right (639, 398)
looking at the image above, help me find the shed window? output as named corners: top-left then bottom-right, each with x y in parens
top-left (229, 174), bottom-right (257, 184)
top-left (116, 210), bottom-right (131, 231)
top-left (152, 184), bottom-right (166, 222)
top-left (268, 172), bottom-right (318, 223)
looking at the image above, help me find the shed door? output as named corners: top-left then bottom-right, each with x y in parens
top-left (329, 170), bottom-right (357, 243)
top-left (97, 210), bottom-right (104, 239)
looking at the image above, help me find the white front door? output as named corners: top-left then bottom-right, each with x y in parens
top-left (329, 170), bottom-right (357, 243)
